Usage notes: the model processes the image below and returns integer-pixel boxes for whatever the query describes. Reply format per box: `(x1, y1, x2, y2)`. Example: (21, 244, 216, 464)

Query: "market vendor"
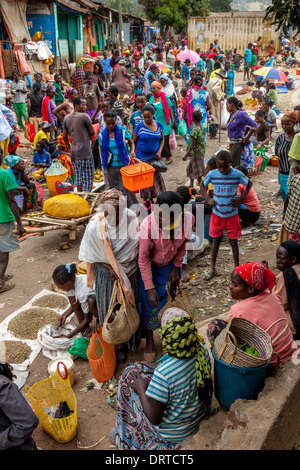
(3, 155, 38, 212)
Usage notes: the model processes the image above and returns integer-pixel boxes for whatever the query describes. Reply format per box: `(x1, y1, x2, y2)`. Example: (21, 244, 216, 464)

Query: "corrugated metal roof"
(55, 0, 88, 13)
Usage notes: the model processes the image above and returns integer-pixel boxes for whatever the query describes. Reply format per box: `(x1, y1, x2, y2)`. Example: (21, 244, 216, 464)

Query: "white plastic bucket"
(48, 357, 75, 387)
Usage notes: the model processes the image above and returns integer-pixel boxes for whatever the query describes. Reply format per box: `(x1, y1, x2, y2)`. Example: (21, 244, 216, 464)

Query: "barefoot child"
(200, 150, 252, 279)
(52, 263, 97, 338)
(183, 110, 206, 188)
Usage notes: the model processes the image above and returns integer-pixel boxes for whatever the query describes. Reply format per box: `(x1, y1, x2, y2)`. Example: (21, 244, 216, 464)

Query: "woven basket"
(159, 281, 193, 321)
(214, 317, 273, 368)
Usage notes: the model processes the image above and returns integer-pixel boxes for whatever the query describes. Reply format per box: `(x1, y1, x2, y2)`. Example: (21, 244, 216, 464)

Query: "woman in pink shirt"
(229, 262, 296, 372)
(138, 191, 194, 362)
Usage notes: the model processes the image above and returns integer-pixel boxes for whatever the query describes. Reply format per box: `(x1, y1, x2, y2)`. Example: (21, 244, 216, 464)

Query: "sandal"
(0, 282, 15, 294)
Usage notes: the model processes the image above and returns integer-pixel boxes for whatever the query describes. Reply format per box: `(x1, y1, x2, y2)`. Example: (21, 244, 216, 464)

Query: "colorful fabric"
(288, 232, 300, 243)
(140, 171, 166, 200)
(235, 262, 275, 292)
(152, 91, 171, 125)
(3, 155, 21, 169)
(99, 125, 130, 169)
(134, 121, 164, 162)
(149, 95, 173, 136)
(284, 173, 300, 233)
(70, 70, 85, 96)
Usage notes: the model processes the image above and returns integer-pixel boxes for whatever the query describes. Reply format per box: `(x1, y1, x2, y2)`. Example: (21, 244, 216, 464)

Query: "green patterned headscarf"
(159, 315, 211, 389)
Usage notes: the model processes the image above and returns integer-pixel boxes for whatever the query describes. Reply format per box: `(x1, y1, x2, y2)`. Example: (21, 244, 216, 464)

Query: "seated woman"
(52, 263, 97, 338)
(235, 165, 261, 226)
(228, 262, 296, 372)
(138, 191, 194, 361)
(78, 189, 140, 363)
(3, 155, 38, 212)
(251, 80, 266, 103)
(56, 132, 74, 182)
(271, 241, 300, 340)
(110, 308, 212, 450)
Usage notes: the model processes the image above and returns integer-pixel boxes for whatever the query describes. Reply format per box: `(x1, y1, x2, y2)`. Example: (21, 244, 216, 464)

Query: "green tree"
(209, 0, 232, 12)
(103, 0, 145, 17)
(265, 0, 300, 37)
(138, 0, 210, 36)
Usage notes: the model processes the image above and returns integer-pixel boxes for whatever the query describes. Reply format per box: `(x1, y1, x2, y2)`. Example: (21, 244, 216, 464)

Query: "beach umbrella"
(177, 49, 200, 64)
(253, 67, 289, 82)
(154, 62, 173, 73)
(282, 38, 291, 44)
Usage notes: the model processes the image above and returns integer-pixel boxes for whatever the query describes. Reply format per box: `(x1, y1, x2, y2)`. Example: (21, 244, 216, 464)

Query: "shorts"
(209, 212, 241, 239)
(72, 158, 95, 192)
(245, 62, 251, 70)
(0, 221, 20, 253)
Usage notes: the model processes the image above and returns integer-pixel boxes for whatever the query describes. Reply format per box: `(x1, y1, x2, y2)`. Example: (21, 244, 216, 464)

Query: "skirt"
(140, 171, 166, 201)
(186, 149, 205, 179)
(93, 264, 140, 350)
(0, 221, 20, 253)
(114, 362, 181, 450)
(138, 263, 178, 331)
(161, 135, 172, 160)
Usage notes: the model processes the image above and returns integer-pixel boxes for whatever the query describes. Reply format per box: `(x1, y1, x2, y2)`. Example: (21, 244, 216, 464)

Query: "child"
(33, 140, 51, 167)
(130, 93, 147, 131)
(182, 59, 191, 87)
(235, 165, 261, 226)
(200, 150, 252, 280)
(52, 263, 97, 339)
(250, 109, 271, 149)
(183, 110, 206, 188)
(132, 67, 146, 107)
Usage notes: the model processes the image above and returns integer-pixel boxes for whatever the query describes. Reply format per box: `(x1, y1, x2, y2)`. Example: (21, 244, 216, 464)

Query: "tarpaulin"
(0, 0, 31, 42)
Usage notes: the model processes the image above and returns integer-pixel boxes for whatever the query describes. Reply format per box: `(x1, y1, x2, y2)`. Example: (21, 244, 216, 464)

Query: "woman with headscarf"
(98, 108, 138, 207)
(228, 262, 296, 372)
(110, 307, 212, 450)
(78, 188, 140, 363)
(275, 112, 297, 202)
(42, 85, 58, 138)
(56, 133, 74, 182)
(112, 59, 133, 98)
(145, 63, 160, 94)
(183, 74, 211, 145)
(269, 241, 300, 340)
(4, 155, 38, 212)
(138, 191, 195, 361)
(70, 64, 85, 96)
(149, 82, 174, 165)
(160, 74, 179, 133)
(92, 61, 104, 92)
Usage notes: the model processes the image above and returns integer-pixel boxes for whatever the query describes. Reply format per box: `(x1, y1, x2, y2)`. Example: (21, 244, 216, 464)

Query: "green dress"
(149, 95, 172, 136)
(186, 125, 206, 179)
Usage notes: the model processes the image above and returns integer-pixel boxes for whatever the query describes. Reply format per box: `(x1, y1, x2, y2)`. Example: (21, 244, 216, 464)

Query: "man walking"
(63, 96, 95, 192)
(11, 70, 28, 131)
(101, 51, 112, 88)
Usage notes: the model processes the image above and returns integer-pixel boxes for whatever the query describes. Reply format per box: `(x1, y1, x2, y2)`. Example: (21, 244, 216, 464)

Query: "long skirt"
(107, 166, 138, 208)
(58, 153, 75, 182)
(93, 264, 140, 351)
(138, 263, 179, 331)
(186, 149, 205, 179)
(114, 362, 181, 450)
(140, 170, 166, 201)
(170, 93, 179, 132)
(229, 142, 245, 168)
(161, 135, 172, 160)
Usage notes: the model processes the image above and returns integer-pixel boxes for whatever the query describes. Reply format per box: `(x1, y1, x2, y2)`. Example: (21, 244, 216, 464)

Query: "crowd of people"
(1, 35, 300, 451)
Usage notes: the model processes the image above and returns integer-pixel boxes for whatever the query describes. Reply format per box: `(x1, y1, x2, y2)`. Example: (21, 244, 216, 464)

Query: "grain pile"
(8, 307, 60, 340)
(0, 340, 32, 364)
(32, 294, 69, 310)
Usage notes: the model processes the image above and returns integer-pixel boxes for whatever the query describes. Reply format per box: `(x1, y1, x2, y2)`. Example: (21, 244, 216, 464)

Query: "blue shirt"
(197, 58, 206, 73)
(244, 48, 252, 63)
(101, 57, 112, 73)
(130, 110, 143, 128)
(182, 64, 190, 80)
(134, 121, 164, 162)
(203, 168, 249, 218)
(98, 125, 131, 167)
(33, 150, 51, 165)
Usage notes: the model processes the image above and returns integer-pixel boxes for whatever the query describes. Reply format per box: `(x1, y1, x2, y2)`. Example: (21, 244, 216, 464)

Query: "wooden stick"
(13, 225, 70, 234)
(22, 216, 76, 227)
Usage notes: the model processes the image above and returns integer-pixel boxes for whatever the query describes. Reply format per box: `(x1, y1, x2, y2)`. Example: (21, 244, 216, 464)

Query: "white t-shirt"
(67, 274, 95, 314)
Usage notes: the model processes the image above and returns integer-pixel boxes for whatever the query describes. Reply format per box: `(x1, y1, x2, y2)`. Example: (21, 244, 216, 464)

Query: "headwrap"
(159, 311, 212, 390)
(64, 87, 75, 99)
(40, 121, 51, 129)
(8, 135, 20, 153)
(151, 81, 171, 125)
(185, 75, 204, 127)
(101, 125, 129, 170)
(280, 242, 300, 338)
(149, 63, 158, 72)
(282, 111, 299, 123)
(235, 262, 275, 293)
(118, 59, 126, 65)
(65, 263, 72, 273)
(99, 188, 126, 207)
(3, 155, 21, 168)
(160, 73, 175, 98)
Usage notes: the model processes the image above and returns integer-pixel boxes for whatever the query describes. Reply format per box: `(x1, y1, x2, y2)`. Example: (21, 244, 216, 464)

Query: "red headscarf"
(235, 262, 275, 293)
(151, 81, 171, 125)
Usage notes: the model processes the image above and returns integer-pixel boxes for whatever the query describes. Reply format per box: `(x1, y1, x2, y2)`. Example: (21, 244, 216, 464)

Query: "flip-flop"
(4, 274, 13, 281)
(166, 160, 173, 165)
(0, 282, 15, 294)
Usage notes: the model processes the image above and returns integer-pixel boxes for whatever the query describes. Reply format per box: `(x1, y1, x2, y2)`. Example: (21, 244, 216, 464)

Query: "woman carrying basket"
(208, 262, 296, 375)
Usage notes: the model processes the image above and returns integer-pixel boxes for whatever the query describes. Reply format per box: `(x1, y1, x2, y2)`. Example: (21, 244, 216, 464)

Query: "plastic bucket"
(48, 357, 75, 387)
(212, 349, 268, 410)
(120, 158, 155, 192)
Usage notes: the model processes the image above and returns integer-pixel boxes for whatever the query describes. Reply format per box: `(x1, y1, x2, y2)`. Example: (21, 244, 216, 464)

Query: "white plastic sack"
(221, 99, 229, 129)
(37, 324, 82, 360)
(36, 41, 52, 61)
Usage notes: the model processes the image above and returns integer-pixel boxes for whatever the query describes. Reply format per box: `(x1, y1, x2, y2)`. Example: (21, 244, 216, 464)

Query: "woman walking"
(160, 74, 179, 133)
(132, 104, 166, 202)
(149, 82, 174, 165)
(112, 60, 133, 98)
(83, 72, 101, 119)
(183, 75, 211, 144)
(275, 113, 297, 202)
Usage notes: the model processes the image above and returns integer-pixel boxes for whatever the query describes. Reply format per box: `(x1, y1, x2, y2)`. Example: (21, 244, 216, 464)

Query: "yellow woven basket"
(25, 362, 77, 443)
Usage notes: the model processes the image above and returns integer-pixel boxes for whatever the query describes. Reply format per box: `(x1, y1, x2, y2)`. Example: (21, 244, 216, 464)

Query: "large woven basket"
(213, 317, 273, 368)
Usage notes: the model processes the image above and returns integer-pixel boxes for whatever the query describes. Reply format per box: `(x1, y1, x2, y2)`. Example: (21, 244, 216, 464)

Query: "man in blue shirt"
(244, 43, 253, 81)
(101, 51, 112, 88)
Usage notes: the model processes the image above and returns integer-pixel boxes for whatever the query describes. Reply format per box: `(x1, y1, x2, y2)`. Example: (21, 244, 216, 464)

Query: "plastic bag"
(69, 337, 90, 360)
(24, 121, 35, 142)
(34, 180, 44, 207)
(169, 129, 177, 150)
(178, 119, 187, 136)
(221, 100, 229, 129)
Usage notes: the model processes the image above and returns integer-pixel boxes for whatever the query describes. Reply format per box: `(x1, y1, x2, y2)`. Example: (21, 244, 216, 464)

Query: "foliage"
(103, 0, 145, 17)
(265, 0, 300, 37)
(138, 0, 210, 31)
(209, 0, 232, 12)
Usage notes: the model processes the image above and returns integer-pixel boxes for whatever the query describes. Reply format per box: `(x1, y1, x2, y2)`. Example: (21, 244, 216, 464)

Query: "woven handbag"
(159, 281, 193, 320)
(213, 317, 273, 368)
(102, 280, 140, 345)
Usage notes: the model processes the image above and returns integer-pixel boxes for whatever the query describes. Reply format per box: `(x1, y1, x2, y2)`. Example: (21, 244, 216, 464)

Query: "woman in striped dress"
(275, 113, 297, 202)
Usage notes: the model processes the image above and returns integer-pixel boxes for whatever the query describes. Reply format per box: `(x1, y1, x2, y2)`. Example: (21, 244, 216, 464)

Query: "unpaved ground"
(1, 67, 298, 450)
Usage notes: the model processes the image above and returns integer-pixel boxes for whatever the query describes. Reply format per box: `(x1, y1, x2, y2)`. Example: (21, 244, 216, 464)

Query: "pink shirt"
(229, 292, 296, 367)
(138, 211, 194, 290)
(237, 184, 262, 212)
